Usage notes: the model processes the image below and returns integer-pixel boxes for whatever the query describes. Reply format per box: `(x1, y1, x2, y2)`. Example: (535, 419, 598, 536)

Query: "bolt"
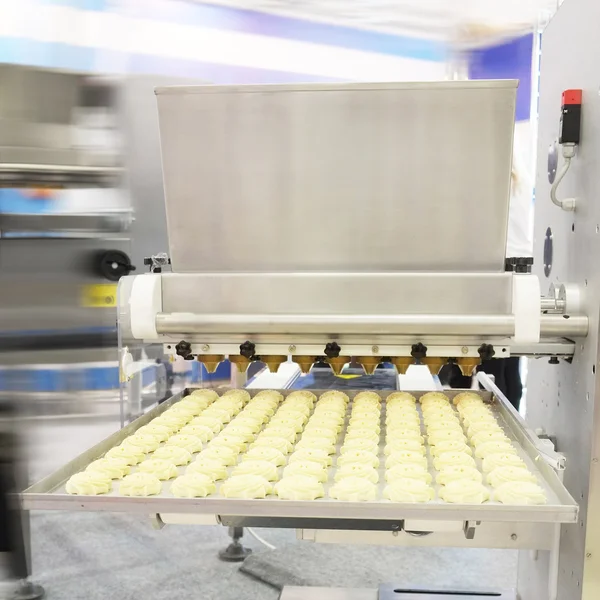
(288, 345, 296, 353)
(392, 530, 399, 537)
(586, 553, 592, 559)
(594, 458, 599, 464)
(461, 346, 469, 355)
(511, 534, 518, 541)
(201, 344, 210, 352)
(372, 345, 379, 354)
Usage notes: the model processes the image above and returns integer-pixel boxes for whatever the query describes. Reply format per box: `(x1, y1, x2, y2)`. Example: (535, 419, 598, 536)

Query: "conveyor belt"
(21, 389, 578, 525)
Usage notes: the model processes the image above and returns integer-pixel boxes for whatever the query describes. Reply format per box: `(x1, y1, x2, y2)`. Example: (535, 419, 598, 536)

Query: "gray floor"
(15, 416, 518, 600)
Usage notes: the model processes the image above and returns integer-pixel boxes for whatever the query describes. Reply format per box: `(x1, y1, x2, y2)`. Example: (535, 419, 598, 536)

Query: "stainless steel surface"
(155, 313, 517, 336)
(518, 1, 600, 598)
(155, 81, 516, 273)
(0, 164, 122, 188)
(160, 273, 515, 316)
(280, 587, 375, 600)
(155, 312, 588, 339)
(22, 389, 578, 525)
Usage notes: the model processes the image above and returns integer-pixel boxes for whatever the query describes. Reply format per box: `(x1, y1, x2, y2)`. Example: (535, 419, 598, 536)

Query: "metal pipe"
(156, 313, 515, 336)
(540, 297, 567, 313)
(156, 312, 589, 338)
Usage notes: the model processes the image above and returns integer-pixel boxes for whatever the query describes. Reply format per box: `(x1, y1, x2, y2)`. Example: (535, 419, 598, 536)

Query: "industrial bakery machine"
(22, 1, 600, 596)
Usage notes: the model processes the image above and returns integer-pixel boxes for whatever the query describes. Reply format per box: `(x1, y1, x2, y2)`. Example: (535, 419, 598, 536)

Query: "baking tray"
(21, 389, 578, 524)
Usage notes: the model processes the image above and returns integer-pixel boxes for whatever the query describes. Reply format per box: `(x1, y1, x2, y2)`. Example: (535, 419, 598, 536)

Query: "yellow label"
(81, 283, 118, 308)
(335, 374, 362, 379)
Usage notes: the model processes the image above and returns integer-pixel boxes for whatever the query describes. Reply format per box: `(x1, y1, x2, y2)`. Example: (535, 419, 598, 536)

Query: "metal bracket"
(463, 520, 481, 540)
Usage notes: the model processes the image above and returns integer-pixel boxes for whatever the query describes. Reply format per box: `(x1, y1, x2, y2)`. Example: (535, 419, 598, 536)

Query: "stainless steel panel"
(160, 273, 514, 315)
(155, 81, 516, 273)
(518, 1, 600, 598)
(22, 389, 577, 525)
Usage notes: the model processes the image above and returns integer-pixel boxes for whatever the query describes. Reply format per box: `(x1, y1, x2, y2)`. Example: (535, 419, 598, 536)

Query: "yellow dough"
(278, 405, 311, 419)
(386, 416, 421, 429)
(170, 473, 216, 498)
(166, 434, 204, 453)
(471, 430, 510, 447)
(474, 441, 517, 459)
(154, 413, 192, 430)
(422, 407, 458, 420)
(187, 459, 228, 481)
(252, 390, 281, 403)
(482, 453, 526, 473)
(487, 466, 538, 488)
(386, 392, 416, 404)
(119, 472, 162, 496)
(436, 465, 483, 485)
(344, 428, 380, 443)
(307, 417, 344, 433)
(152, 446, 193, 466)
(137, 423, 173, 442)
(221, 425, 257, 442)
(295, 437, 336, 455)
(430, 441, 472, 457)
(494, 481, 547, 505)
(138, 459, 179, 480)
(385, 450, 428, 469)
(385, 429, 424, 443)
(208, 435, 248, 453)
(274, 475, 324, 500)
(106, 445, 146, 465)
(383, 479, 434, 503)
(251, 436, 294, 455)
(439, 480, 490, 504)
(335, 464, 379, 484)
(202, 407, 233, 423)
(420, 392, 450, 404)
(189, 416, 223, 434)
(288, 448, 332, 468)
(467, 421, 504, 438)
(341, 438, 379, 454)
(313, 405, 346, 418)
(235, 411, 269, 426)
(433, 452, 476, 470)
(329, 477, 377, 501)
(452, 392, 482, 406)
(348, 418, 381, 434)
(220, 475, 272, 499)
(179, 424, 216, 443)
(122, 434, 161, 453)
(189, 388, 219, 401)
(66, 472, 112, 495)
(384, 439, 425, 455)
(319, 390, 349, 403)
(428, 430, 467, 446)
(283, 461, 328, 482)
(302, 428, 338, 443)
(166, 405, 203, 419)
(172, 399, 205, 415)
(425, 420, 464, 433)
(337, 450, 380, 469)
(179, 396, 212, 411)
(287, 390, 317, 402)
(354, 391, 382, 402)
(198, 446, 238, 466)
(86, 458, 130, 479)
(269, 416, 306, 433)
(260, 426, 298, 443)
(243, 446, 287, 466)
(385, 464, 432, 484)
(245, 403, 276, 417)
(232, 460, 279, 481)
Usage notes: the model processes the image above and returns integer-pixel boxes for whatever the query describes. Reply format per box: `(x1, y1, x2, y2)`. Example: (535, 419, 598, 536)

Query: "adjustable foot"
(12, 580, 45, 600)
(218, 527, 252, 562)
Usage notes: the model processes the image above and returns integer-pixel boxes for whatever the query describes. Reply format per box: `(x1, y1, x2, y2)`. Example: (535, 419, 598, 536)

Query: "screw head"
(288, 345, 296, 353)
(461, 346, 469, 355)
(511, 534, 518, 541)
(586, 552, 592, 559)
(201, 344, 210, 352)
(372, 345, 379, 354)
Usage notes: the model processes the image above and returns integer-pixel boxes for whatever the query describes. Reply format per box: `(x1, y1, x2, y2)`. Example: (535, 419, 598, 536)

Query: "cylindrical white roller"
(130, 274, 162, 340)
(512, 274, 541, 343)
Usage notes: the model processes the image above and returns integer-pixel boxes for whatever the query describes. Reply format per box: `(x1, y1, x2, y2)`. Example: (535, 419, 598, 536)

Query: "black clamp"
(240, 341, 256, 361)
(505, 257, 534, 273)
(324, 342, 341, 358)
(411, 342, 427, 364)
(175, 340, 194, 360)
(478, 344, 495, 362)
(144, 253, 171, 273)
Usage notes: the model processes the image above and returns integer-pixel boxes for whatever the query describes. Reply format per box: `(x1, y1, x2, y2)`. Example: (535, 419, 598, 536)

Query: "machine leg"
(548, 524, 561, 600)
(218, 527, 252, 562)
(11, 580, 45, 600)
